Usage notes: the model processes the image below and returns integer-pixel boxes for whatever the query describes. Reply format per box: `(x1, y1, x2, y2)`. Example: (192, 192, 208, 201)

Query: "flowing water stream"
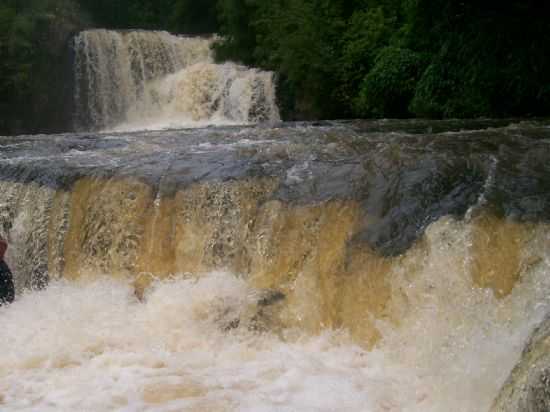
(1, 120, 550, 411)
(0, 28, 550, 412)
(73, 30, 279, 132)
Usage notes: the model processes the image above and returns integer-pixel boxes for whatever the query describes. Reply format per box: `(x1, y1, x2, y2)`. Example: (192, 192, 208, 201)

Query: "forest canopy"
(1, 0, 549, 133)
(214, 0, 550, 119)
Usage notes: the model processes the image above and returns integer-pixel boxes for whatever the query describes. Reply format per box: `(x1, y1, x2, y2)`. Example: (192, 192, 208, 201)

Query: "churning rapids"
(1, 118, 550, 411)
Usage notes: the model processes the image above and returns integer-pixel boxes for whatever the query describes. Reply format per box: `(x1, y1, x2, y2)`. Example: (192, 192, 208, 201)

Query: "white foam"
(74, 30, 280, 132)
(1, 218, 550, 411)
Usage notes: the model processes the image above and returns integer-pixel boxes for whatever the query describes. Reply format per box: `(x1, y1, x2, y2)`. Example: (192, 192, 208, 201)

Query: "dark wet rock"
(257, 290, 286, 307)
(222, 318, 241, 332)
(218, 290, 285, 333)
(491, 315, 550, 411)
(1, 119, 550, 256)
(250, 290, 286, 333)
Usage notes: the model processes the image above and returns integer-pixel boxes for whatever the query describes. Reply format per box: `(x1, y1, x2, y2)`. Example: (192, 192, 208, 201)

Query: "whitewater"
(2, 26, 550, 412)
(2, 217, 550, 411)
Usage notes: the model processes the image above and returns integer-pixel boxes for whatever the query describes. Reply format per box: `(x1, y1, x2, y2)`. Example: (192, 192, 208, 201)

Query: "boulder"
(491, 315, 550, 411)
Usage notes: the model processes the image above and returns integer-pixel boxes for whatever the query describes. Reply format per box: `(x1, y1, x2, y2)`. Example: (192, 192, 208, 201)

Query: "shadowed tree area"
(1, 0, 549, 133)
(77, 0, 217, 33)
(214, 0, 550, 120)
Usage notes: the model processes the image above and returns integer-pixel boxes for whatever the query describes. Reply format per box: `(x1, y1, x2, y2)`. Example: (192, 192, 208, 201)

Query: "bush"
(409, 46, 492, 118)
(354, 46, 424, 118)
(337, 7, 396, 113)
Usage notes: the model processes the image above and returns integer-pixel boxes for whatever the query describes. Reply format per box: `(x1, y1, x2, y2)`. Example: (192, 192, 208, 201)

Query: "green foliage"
(170, 0, 217, 34)
(355, 47, 424, 118)
(336, 7, 395, 112)
(407, 0, 550, 118)
(213, 0, 257, 65)
(409, 47, 491, 118)
(215, 0, 550, 120)
(215, 0, 350, 118)
(0, 2, 38, 132)
(76, 0, 218, 33)
(254, 0, 346, 117)
(2, 0, 550, 134)
(0, 0, 85, 133)
(0, 3, 33, 98)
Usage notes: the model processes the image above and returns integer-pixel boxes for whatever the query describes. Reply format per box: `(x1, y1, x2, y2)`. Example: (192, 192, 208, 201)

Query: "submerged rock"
(491, 315, 550, 411)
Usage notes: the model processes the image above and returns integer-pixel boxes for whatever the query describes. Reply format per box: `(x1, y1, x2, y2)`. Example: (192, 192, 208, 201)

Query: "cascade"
(73, 30, 280, 131)
(1, 119, 550, 410)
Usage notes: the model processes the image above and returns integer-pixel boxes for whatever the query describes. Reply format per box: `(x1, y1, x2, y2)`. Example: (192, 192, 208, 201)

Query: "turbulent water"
(1, 253, 550, 412)
(1, 120, 550, 411)
(73, 30, 280, 132)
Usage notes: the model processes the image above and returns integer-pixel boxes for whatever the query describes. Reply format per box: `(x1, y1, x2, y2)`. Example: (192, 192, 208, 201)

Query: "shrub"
(354, 46, 424, 118)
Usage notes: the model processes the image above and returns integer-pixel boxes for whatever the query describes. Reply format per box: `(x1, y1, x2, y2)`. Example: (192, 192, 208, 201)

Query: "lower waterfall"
(1, 120, 550, 411)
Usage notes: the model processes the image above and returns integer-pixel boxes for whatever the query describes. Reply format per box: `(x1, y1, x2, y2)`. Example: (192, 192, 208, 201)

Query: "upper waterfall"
(73, 30, 280, 131)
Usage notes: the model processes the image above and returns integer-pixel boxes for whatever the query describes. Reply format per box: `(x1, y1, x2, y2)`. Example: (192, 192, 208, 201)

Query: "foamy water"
(73, 30, 280, 132)
(1, 218, 550, 411)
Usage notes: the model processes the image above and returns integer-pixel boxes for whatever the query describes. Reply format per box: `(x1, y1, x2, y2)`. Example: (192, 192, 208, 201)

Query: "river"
(0, 29, 549, 412)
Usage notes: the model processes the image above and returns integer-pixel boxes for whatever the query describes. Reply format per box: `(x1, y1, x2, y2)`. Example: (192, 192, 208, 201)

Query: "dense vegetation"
(77, 0, 217, 34)
(1, 0, 549, 133)
(0, 0, 219, 133)
(0, 0, 82, 133)
(214, 0, 550, 119)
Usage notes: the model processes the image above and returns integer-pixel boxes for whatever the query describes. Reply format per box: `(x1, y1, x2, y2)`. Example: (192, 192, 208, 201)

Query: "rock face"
(491, 317, 550, 412)
(491, 315, 550, 411)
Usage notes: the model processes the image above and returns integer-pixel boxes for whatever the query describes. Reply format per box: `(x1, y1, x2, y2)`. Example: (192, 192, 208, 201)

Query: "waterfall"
(73, 30, 280, 131)
(1, 120, 550, 411)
